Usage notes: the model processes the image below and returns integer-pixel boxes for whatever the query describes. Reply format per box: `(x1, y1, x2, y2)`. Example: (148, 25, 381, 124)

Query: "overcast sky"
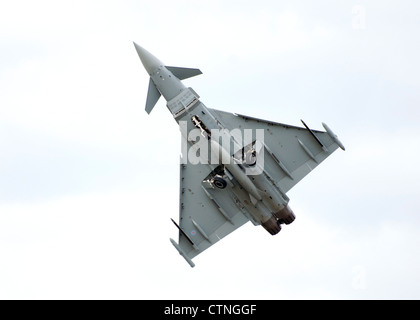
(1, 0, 419, 299)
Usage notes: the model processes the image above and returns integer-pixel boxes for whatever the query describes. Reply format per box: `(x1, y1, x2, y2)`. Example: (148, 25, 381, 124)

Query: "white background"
(1, 0, 419, 299)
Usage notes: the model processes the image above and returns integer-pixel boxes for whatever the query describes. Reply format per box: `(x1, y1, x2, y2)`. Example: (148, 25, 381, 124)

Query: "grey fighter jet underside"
(133, 43, 345, 267)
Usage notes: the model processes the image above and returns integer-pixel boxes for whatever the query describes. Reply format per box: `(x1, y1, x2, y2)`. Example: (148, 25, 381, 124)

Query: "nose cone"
(133, 42, 163, 75)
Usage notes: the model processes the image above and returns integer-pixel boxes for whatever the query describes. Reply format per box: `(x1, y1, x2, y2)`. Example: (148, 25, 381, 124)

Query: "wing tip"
(322, 122, 345, 151)
(170, 238, 195, 268)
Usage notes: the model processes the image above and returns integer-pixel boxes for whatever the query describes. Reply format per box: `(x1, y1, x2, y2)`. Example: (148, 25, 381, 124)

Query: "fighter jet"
(133, 43, 345, 267)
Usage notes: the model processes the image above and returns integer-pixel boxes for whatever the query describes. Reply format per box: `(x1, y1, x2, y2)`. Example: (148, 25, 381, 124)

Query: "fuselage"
(135, 44, 295, 235)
